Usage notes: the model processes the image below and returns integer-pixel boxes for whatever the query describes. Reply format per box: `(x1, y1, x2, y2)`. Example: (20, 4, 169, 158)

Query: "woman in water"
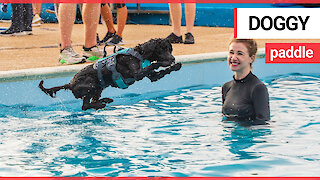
(222, 39, 270, 125)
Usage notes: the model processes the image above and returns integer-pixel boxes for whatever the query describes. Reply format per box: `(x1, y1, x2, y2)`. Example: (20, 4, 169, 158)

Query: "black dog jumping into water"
(39, 38, 182, 110)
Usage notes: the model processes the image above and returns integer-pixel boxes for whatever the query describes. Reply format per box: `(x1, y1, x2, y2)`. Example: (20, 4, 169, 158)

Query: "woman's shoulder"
(249, 73, 268, 94)
(250, 73, 266, 86)
(222, 80, 233, 89)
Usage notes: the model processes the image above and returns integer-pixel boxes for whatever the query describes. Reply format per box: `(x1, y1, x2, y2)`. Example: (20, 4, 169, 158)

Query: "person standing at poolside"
(166, 2, 196, 44)
(222, 39, 270, 124)
(32, 3, 42, 27)
(58, 3, 104, 65)
(100, 3, 127, 45)
(0, 3, 33, 36)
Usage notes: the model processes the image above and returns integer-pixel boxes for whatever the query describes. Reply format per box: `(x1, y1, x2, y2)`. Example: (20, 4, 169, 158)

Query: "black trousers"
(10, 3, 33, 32)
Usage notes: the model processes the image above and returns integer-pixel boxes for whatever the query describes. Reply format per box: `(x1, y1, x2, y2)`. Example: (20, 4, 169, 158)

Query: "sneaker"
(45, 5, 55, 14)
(166, 32, 183, 44)
(100, 31, 116, 44)
(24, 30, 33, 35)
(45, 9, 55, 14)
(82, 45, 104, 62)
(1, 3, 8, 13)
(32, 14, 41, 27)
(0, 28, 24, 36)
(106, 34, 124, 45)
(59, 46, 86, 65)
(184, 32, 194, 44)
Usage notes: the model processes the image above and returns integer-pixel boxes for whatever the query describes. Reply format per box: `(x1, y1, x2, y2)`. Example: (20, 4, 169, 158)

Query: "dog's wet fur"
(39, 38, 182, 110)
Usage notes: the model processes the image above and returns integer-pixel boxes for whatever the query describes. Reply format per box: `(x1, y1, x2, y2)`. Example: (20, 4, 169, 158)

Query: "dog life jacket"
(93, 48, 151, 89)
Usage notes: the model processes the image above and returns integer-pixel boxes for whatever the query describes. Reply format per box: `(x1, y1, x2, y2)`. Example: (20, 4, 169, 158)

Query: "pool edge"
(0, 49, 265, 82)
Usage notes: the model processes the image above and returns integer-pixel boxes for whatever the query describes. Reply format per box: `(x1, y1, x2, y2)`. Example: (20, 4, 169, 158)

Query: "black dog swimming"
(39, 38, 182, 110)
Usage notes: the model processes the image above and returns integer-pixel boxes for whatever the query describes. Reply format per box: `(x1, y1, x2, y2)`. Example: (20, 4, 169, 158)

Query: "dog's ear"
(156, 38, 172, 54)
(163, 38, 171, 45)
(139, 39, 159, 58)
(163, 38, 173, 52)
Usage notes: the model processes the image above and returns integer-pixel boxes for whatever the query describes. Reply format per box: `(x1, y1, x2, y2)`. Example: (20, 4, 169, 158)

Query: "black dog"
(39, 38, 182, 110)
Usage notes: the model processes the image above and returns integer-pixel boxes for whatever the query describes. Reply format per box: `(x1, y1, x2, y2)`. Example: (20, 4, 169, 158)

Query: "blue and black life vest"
(93, 48, 151, 89)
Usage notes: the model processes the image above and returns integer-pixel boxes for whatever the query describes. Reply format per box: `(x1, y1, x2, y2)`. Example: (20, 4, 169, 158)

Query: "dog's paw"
(152, 63, 161, 69)
(101, 98, 114, 104)
(94, 104, 106, 110)
(149, 77, 159, 82)
(171, 63, 182, 71)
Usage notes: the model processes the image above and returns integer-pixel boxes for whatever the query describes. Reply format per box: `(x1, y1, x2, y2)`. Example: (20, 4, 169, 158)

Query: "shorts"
(101, 3, 126, 9)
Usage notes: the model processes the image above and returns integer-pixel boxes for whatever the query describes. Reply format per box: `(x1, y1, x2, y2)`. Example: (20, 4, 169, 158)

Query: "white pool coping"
(0, 48, 265, 81)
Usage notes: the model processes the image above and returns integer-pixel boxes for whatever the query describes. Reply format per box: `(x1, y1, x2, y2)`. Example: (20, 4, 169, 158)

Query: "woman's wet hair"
(229, 38, 258, 58)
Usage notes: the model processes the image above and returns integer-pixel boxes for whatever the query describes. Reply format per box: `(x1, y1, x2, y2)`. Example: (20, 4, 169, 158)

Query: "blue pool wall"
(1, 59, 320, 107)
(0, 3, 311, 27)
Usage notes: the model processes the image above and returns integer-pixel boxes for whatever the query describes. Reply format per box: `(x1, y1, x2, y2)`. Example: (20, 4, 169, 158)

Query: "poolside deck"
(1, 22, 320, 71)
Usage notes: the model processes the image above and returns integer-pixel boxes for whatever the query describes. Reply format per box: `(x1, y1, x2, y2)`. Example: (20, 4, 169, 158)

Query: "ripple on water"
(1, 74, 320, 176)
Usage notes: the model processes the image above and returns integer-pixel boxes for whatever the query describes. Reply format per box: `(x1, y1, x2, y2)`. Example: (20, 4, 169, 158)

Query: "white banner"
(235, 8, 320, 39)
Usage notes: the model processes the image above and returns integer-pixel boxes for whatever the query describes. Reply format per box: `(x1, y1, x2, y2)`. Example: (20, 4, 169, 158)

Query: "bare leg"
(82, 3, 100, 48)
(169, 3, 182, 36)
(116, 6, 127, 37)
(58, 3, 76, 49)
(185, 3, 196, 33)
(101, 4, 116, 33)
(32, 3, 41, 16)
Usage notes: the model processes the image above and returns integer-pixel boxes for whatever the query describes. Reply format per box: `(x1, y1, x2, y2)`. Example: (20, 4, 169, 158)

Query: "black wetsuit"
(222, 71, 270, 124)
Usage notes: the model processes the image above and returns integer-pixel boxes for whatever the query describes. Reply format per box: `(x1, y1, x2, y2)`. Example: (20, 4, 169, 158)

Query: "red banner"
(265, 43, 320, 63)
(2, 0, 320, 3)
(0, 178, 320, 180)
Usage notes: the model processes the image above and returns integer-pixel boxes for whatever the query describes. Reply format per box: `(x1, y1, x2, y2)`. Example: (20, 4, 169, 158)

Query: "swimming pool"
(0, 59, 320, 176)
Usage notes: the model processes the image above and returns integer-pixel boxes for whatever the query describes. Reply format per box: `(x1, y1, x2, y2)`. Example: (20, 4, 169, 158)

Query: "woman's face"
(228, 42, 254, 73)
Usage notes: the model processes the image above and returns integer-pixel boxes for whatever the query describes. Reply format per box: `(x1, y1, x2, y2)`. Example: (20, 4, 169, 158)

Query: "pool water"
(0, 60, 320, 176)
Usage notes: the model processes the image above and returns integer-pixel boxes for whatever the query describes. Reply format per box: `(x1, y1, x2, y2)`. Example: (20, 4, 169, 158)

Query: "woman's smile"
(229, 59, 240, 67)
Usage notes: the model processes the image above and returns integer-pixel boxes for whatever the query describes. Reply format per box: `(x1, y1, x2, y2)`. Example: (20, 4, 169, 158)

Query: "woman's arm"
(252, 83, 270, 121)
(222, 82, 232, 105)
